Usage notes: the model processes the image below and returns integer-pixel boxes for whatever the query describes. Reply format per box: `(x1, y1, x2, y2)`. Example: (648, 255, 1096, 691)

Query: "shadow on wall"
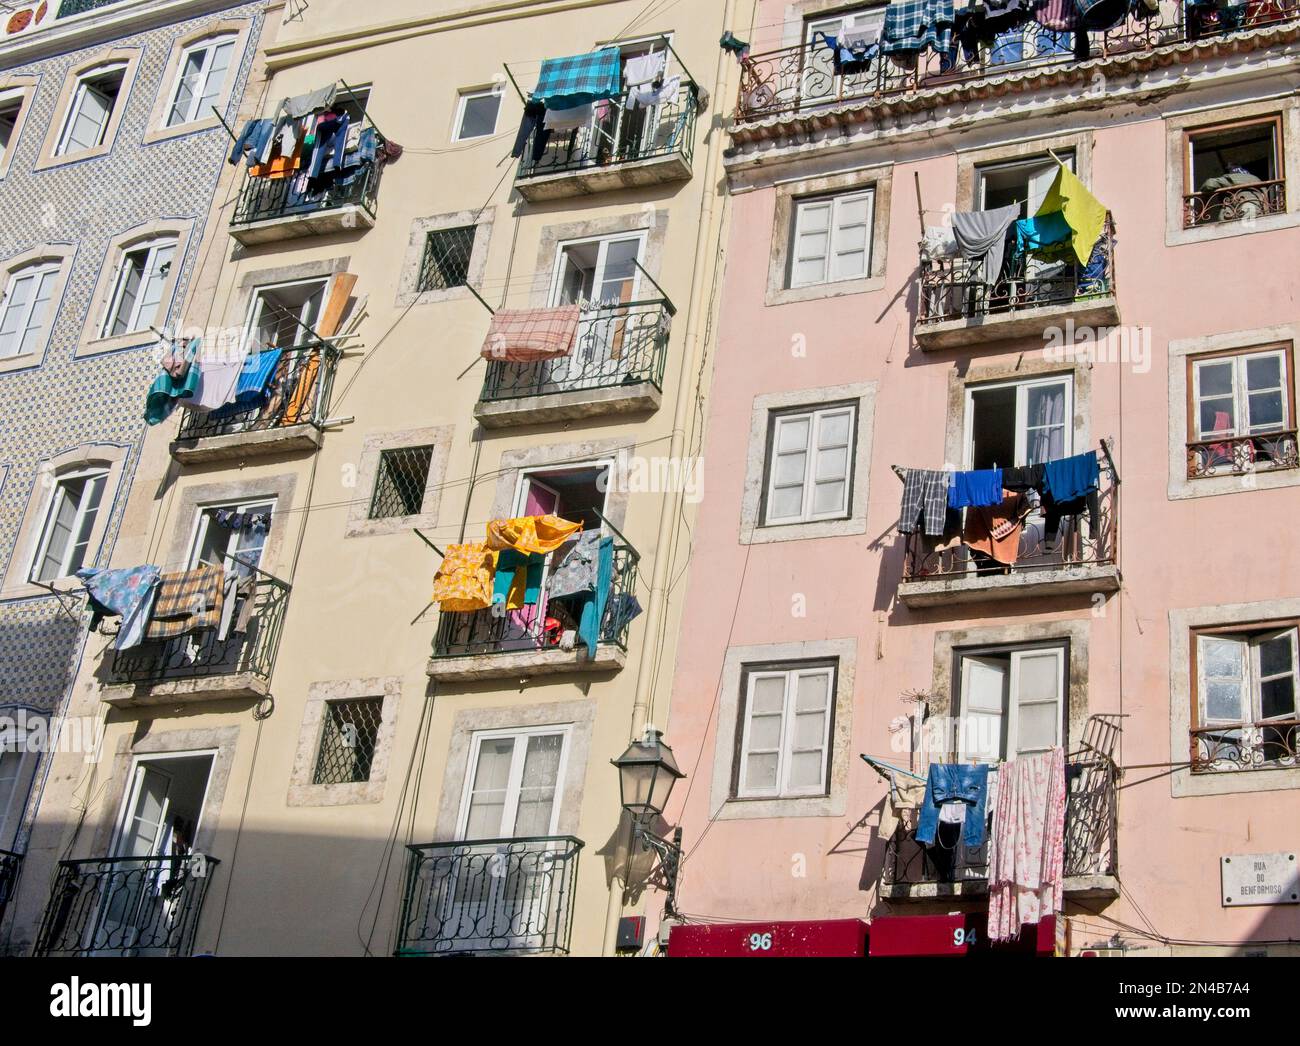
(0, 602, 83, 711)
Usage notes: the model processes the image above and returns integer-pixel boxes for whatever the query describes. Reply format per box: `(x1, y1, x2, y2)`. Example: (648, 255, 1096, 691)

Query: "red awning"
(868, 912, 1056, 957)
(668, 919, 868, 957)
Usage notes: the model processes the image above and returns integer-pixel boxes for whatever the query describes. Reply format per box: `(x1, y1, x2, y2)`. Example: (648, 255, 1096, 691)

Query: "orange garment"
(963, 490, 1030, 565)
(432, 543, 498, 612)
(249, 141, 302, 179)
(281, 353, 320, 426)
(486, 515, 582, 555)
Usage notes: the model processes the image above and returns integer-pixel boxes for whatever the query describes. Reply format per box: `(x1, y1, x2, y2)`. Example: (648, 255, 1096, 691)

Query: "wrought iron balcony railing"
(903, 447, 1118, 584)
(917, 221, 1115, 327)
(433, 541, 638, 659)
(396, 836, 583, 956)
(1187, 429, 1299, 479)
(0, 848, 21, 927)
(519, 81, 696, 179)
(1184, 178, 1287, 227)
(1192, 719, 1300, 772)
(107, 565, 289, 687)
(33, 854, 219, 957)
(480, 299, 672, 404)
(735, 2, 1300, 123)
(176, 343, 340, 441)
(230, 159, 381, 228)
(883, 756, 1118, 889)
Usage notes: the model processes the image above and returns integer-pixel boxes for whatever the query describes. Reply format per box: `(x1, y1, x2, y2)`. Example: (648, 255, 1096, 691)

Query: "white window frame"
(802, 7, 885, 101)
(956, 645, 1067, 762)
(975, 150, 1076, 217)
(1197, 627, 1299, 729)
(99, 237, 177, 339)
(108, 750, 216, 859)
(763, 404, 855, 526)
(27, 465, 109, 584)
(186, 497, 276, 573)
(1191, 348, 1291, 441)
(0, 720, 42, 851)
(963, 373, 1075, 469)
(243, 276, 328, 353)
(789, 189, 874, 288)
(0, 261, 60, 360)
(164, 33, 236, 128)
(452, 86, 502, 142)
(737, 664, 835, 799)
(547, 230, 648, 308)
(0, 87, 26, 168)
(54, 62, 126, 157)
(454, 725, 572, 840)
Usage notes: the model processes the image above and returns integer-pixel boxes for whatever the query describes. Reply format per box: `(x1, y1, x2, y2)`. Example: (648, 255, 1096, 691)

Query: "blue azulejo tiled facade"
(0, 0, 267, 847)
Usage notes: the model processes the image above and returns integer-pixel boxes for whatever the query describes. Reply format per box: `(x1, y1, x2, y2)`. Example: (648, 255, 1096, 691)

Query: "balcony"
(915, 223, 1118, 350)
(1184, 178, 1287, 228)
(102, 567, 289, 707)
(1192, 718, 1299, 773)
(475, 299, 671, 428)
(396, 836, 583, 956)
(228, 160, 380, 246)
(898, 447, 1120, 608)
(515, 83, 696, 202)
(33, 855, 219, 957)
(733, 5, 1300, 128)
(880, 756, 1118, 902)
(1187, 430, 1299, 479)
(0, 849, 20, 927)
(170, 343, 340, 464)
(427, 541, 638, 683)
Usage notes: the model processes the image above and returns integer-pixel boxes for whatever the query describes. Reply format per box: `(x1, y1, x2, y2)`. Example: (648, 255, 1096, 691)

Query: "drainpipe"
(600, 0, 746, 956)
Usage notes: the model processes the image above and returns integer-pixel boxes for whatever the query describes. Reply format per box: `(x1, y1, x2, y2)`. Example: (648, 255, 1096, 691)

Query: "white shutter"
(959, 655, 1008, 762)
(739, 672, 787, 796)
(810, 407, 853, 518)
(791, 199, 832, 287)
(1009, 648, 1064, 756)
(784, 668, 833, 794)
(766, 414, 812, 523)
(829, 190, 872, 281)
(61, 84, 112, 154)
(1251, 628, 1298, 722)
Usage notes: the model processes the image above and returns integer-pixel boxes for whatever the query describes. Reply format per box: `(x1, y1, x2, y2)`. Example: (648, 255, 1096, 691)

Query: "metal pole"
(502, 63, 527, 103)
(631, 259, 674, 312)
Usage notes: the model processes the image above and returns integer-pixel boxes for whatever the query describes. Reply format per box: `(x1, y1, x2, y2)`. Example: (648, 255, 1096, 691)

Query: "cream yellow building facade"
(6, 0, 750, 957)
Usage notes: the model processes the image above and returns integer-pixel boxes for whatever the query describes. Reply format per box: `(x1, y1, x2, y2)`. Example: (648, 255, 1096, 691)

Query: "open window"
(956, 644, 1067, 762)
(28, 466, 109, 584)
(1188, 344, 1295, 474)
(0, 87, 26, 171)
(976, 150, 1074, 219)
(54, 62, 127, 157)
(1194, 625, 1299, 771)
(164, 34, 235, 128)
(244, 278, 327, 353)
(1184, 116, 1283, 226)
(514, 461, 611, 531)
(803, 5, 885, 101)
(99, 237, 177, 339)
(734, 661, 836, 799)
(189, 498, 274, 576)
(965, 374, 1073, 470)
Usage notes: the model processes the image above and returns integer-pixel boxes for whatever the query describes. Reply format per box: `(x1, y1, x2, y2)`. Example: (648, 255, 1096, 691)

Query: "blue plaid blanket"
(882, 0, 955, 54)
(533, 47, 622, 107)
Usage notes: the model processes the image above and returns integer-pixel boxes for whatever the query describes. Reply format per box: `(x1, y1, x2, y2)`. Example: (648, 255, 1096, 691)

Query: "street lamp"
(611, 728, 685, 916)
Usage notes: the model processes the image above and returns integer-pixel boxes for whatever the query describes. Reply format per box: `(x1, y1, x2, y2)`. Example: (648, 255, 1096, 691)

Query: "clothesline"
(890, 437, 1119, 484)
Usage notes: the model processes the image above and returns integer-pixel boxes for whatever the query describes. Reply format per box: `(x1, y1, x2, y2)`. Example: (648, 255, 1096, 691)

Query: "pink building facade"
(662, 1, 1300, 955)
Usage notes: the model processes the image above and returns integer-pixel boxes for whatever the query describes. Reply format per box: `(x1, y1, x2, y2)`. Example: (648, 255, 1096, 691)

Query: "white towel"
(190, 343, 250, 411)
(623, 51, 667, 88)
(628, 75, 681, 110)
(544, 103, 594, 131)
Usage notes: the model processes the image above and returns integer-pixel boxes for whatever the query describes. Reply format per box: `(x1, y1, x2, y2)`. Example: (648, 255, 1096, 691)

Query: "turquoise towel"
(144, 342, 201, 425)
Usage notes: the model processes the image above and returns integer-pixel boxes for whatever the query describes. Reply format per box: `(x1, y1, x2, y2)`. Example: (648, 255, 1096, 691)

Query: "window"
(0, 261, 59, 359)
(190, 499, 274, 575)
(457, 727, 569, 839)
(956, 644, 1066, 762)
(312, 697, 384, 785)
(418, 226, 475, 292)
(29, 467, 108, 583)
(1194, 625, 1298, 770)
(789, 190, 874, 288)
(965, 374, 1073, 469)
(54, 62, 127, 157)
(99, 237, 177, 338)
(245, 278, 326, 352)
(453, 87, 502, 141)
(513, 462, 611, 531)
(112, 753, 213, 860)
(369, 446, 434, 520)
(976, 151, 1074, 219)
(0, 88, 25, 168)
(1185, 116, 1283, 226)
(803, 7, 884, 101)
(1190, 346, 1292, 443)
(763, 405, 855, 525)
(164, 34, 235, 127)
(550, 232, 646, 307)
(735, 663, 835, 799)
(0, 722, 41, 851)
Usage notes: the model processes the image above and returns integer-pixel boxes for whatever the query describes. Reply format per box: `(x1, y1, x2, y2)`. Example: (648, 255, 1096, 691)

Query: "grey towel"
(280, 84, 339, 120)
(951, 204, 1022, 286)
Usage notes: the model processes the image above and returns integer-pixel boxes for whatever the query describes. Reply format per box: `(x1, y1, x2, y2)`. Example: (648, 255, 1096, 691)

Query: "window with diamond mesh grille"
(369, 445, 435, 520)
(313, 697, 384, 785)
(418, 226, 476, 292)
